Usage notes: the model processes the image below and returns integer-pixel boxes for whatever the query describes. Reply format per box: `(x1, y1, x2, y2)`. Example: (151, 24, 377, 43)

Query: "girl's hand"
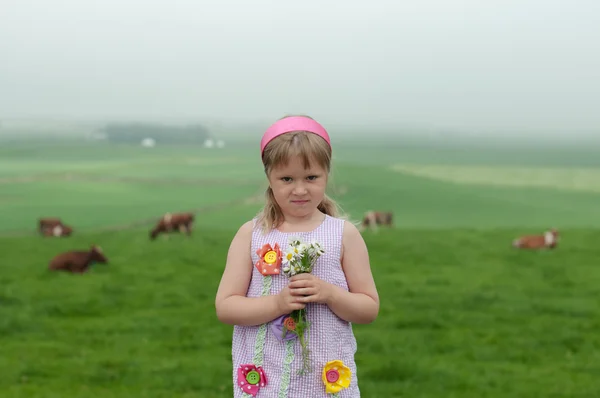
(288, 273, 333, 304)
(277, 285, 306, 314)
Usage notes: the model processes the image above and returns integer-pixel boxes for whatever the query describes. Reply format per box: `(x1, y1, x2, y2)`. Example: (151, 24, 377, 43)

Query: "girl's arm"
(326, 220, 380, 324)
(215, 221, 300, 326)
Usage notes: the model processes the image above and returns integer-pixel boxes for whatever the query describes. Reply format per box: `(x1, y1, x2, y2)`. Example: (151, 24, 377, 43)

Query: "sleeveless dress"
(231, 214, 360, 397)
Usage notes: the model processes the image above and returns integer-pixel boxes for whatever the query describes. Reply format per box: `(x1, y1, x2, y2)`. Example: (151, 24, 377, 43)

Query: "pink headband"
(260, 116, 331, 156)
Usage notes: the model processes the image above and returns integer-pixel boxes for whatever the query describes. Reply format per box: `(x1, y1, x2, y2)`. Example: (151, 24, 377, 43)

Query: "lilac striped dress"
(231, 214, 360, 397)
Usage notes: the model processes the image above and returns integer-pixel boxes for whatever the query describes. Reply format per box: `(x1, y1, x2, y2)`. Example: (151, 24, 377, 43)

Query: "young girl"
(215, 115, 379, 397)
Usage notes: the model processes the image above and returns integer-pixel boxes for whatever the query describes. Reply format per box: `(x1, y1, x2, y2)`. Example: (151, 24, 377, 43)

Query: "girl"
(215, 115, 379, 397)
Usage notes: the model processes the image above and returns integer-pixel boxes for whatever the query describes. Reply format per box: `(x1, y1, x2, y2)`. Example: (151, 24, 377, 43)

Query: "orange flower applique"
(283, 316, 296, 331)
(255, 243, 282, 276)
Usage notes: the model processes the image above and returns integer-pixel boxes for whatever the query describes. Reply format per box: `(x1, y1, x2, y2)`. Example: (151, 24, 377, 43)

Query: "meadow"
(1, 137, 600, 397)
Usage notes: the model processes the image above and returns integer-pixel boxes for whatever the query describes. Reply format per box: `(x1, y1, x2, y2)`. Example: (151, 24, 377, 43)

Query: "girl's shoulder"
(326, 214, 361, 233)
(240, 219, 256, 232)
(227, 220, 254, 244)
(336, 217, 365, 254)
(230, 219, 258, 245)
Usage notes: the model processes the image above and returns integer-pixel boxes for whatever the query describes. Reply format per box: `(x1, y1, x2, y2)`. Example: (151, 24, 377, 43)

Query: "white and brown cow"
(359, 211, 394, 232)
(38, 217, 73, 237)
(149, 212, 195, 240)
(512, 228, 559, 250)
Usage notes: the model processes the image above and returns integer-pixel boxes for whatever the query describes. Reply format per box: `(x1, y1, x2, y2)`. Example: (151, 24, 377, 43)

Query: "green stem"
(292, 308, 311, 375)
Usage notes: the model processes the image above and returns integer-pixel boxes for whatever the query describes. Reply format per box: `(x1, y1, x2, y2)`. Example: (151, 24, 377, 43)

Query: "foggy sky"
(1, 0, 599, 133)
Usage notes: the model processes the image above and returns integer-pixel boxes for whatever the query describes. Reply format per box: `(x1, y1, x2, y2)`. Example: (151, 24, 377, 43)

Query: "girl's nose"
(292, 183, 308, 195)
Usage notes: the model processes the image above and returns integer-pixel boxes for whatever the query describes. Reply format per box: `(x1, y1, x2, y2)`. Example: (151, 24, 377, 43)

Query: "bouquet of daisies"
(281, 238, 325, 375)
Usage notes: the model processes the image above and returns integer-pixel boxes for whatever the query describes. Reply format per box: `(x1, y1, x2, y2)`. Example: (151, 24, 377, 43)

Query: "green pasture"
(2, 141, 600, 233)
(1, 139, 599, 397)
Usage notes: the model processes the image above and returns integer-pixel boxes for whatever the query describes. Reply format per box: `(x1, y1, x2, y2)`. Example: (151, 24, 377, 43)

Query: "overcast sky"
(1, 0, 599, 133)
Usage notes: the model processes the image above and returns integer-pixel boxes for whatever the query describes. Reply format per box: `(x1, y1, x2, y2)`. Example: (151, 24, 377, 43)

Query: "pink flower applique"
(237, 364, 268, 396)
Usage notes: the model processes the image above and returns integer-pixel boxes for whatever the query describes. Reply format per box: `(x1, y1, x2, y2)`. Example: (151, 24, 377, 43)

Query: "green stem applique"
(241, 275, 272, 398)
(277, 339, 295, 398)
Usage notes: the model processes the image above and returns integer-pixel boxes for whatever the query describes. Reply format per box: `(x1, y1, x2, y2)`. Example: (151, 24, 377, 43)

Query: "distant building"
(141, 138, 156, 147)
(204, 138, 214, 148)
(102, 122, 210, 144)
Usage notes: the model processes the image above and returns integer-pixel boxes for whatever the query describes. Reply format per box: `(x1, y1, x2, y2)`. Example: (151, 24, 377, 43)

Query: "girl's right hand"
(277, 286, 306, 314)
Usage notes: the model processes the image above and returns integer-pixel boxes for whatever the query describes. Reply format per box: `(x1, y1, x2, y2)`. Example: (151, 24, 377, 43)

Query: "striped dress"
(231, 214, 360, 397)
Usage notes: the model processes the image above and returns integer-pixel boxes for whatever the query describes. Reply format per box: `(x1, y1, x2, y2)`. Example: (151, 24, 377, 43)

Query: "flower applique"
(237, 364, 268, 396)
(270, 314, 298, 342)
(255, 243, 282, 276)
(322, 360, 351, 394)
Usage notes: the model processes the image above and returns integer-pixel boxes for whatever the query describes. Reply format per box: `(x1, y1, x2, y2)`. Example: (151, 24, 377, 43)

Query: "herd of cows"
(355, 211, 561, 251)
(39, 212, 195, 273)
(38, 209, 559, 274)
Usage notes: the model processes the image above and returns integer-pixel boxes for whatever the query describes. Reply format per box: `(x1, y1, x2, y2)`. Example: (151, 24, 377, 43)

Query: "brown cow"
(38, 217, 73, 237)
(359, 211, 393, 232)
(41, 224, 73, 237)
(48, 245, 108, 273)
(149, 212, 195, 240)
(39, 217, 62, 232)
(512, 228, 559, 250)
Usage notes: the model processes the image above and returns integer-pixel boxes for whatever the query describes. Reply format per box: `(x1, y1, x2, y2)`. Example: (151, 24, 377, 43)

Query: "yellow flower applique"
(322, 360, 351, 394)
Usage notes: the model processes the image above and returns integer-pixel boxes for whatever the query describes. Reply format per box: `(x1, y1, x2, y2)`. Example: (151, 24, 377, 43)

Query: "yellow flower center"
(264, 251, 277, 264)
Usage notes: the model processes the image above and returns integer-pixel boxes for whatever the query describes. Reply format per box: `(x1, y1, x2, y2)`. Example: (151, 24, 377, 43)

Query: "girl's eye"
(281, 177, 292, 182)
(307, 175, 318, 181)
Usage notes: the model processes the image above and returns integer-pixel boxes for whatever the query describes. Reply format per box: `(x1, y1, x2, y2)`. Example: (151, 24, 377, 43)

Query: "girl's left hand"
(288, 273, 333, 304)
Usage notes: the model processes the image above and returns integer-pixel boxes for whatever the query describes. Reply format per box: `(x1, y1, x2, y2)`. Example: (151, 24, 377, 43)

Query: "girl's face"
(268, 155, 328, 220)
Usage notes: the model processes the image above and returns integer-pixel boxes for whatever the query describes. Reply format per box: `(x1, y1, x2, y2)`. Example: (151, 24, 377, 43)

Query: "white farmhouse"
(204, 138, 215, 148)
(141, 138, 156, 147)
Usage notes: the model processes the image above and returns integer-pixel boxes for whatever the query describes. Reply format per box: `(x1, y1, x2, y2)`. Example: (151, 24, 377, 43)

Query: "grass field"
(1, 138, 600, 397)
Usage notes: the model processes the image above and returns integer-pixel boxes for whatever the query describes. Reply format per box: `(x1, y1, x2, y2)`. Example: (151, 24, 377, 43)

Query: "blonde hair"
(255, 116, 346, 233)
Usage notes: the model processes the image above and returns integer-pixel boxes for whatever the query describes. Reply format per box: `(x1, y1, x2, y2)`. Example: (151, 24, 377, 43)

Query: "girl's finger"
(288, 280, 310, 289)
(291, 300, 306, 308)
(291, 287, 315, 296)
(299, 294, 319, 303)
(289, 274, 312, 282)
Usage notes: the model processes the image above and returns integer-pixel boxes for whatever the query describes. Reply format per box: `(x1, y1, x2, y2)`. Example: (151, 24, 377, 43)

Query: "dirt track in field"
(0, 181, 349, 237)
(0, 170, 267, 238)
(0, 192, 263, 238)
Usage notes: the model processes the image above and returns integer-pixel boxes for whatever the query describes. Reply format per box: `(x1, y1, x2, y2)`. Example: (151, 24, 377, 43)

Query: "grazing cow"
(149, 212, 195, 240)
(359, 211, 393, 232)
(38, 217, 73, 237)
(41, 223, 73, 237)
(39, 218, 62, 233)
(48, 245, 108, 273)
(512, 228, 559, 250)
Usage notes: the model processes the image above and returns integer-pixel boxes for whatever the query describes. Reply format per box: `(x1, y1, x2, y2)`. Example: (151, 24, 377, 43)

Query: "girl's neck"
(277, 211, 326, 233)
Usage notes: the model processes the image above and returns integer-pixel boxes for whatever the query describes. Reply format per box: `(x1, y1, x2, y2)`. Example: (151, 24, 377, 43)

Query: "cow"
(38, 217, 73, 237)
(149, 212, 195, 240)
(359, 210, 393, 232)
(41, 223, 73, 237)
(512, 228, 559, 250)
(48, 245, 108, 273)
(39, 218, 62, 233)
